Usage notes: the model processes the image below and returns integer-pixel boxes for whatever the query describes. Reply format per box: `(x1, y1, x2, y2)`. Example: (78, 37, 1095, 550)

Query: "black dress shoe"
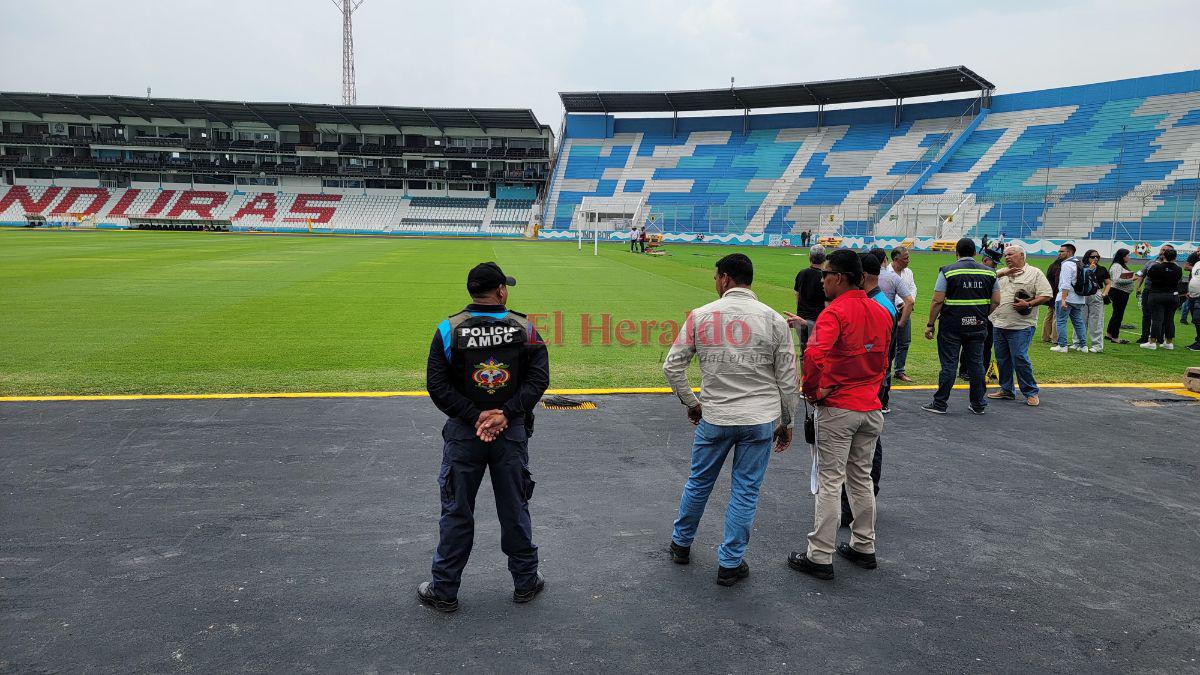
(417, 582, 459, 613)
(787, 551, 834, 580)
(716, 561, 749, 586)
(669, 541, 691, 565)
(836, 542, 878, 569)
(513, 571, 546, 603)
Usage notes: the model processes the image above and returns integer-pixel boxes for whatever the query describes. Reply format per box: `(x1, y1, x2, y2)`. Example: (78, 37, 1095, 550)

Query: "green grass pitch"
(0, 229, 1190, 396)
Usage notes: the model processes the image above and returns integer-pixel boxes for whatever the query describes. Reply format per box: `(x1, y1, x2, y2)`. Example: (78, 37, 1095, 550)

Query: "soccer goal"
(571, 196, 647, 255)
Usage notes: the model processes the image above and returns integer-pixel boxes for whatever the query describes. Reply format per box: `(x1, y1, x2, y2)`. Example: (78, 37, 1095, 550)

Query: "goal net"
(571, 196, 647, 232)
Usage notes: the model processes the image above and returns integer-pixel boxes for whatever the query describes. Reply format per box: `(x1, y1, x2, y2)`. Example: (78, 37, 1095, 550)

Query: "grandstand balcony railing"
(566, 188, 1200, 244)
(0, 154, 549, 182)
(1, 133, 549, 162)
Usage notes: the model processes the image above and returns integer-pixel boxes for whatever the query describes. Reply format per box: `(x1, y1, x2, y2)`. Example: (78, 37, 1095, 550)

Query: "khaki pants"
(1042, 304, 1058, 343)
(807, 406, 884, 564)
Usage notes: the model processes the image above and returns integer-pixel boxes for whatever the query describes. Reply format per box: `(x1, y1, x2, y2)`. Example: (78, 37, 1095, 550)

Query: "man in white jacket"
(663, 253, 798, 587)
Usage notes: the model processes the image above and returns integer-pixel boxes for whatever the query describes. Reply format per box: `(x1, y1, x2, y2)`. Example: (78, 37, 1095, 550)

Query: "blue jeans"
(933, 328, 986, 410)
(1055, 302, 1086, 347)
(672, 419, 775, 569)
(993, 326, 1039, 397)
(892, 318, 912, 375)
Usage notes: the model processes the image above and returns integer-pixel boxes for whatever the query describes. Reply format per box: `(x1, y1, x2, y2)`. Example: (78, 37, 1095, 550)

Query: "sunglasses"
(821, 270, 843, 279)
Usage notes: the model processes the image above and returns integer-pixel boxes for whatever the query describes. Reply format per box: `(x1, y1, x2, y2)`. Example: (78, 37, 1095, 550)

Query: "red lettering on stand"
(165, 191, 229, 219)
(284, 194, 341, 223)
(49, 188, 111, 216)
(0, 186, 63, 215)
(232, 193, 278, 221)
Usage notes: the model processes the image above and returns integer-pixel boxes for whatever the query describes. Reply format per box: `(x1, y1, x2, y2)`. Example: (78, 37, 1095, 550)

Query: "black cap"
(467, 261, 516, 294)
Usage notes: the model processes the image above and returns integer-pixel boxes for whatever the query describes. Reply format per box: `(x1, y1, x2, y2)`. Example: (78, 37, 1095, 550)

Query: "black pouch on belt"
(803, 401, 816, 445)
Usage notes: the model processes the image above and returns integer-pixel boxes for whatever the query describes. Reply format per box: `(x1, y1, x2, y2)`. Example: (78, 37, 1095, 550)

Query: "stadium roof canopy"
(0, 92, 546, 131)
(559, 66, 995, 113)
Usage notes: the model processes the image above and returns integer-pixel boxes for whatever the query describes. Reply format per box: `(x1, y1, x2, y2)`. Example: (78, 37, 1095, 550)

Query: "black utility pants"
(431, 418, 538, 600)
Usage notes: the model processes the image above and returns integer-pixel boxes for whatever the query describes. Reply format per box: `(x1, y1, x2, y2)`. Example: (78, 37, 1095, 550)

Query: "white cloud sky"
(3, 0, 1198, 129)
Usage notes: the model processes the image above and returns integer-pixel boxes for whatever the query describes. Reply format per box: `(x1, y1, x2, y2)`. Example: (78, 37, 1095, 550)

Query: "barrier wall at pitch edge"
(536, 229, 1197, 258)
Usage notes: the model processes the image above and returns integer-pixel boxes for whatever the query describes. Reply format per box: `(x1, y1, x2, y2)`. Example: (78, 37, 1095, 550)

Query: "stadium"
(2, 4, 1200, 672)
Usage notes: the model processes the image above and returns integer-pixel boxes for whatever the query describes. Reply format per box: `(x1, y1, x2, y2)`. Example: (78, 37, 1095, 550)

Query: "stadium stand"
(0, 93, 552, 236)
(547, 69, 1200, 244)
(403, 197, 488, 224)
(492, 198, 535, 225)
(0, 187, 528, 235)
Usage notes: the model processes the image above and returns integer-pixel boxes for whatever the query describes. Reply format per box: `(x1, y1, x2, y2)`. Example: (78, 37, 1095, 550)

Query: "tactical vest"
(939, 259, 996, 332)
(446, 309, 531, 407)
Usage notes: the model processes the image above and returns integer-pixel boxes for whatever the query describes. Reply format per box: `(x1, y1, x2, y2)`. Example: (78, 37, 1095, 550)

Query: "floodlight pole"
(332, 0, 364, 105)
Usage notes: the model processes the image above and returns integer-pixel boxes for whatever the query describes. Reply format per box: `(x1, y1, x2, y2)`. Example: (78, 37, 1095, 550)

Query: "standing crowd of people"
(415, 239, 1195, 612)
(1042, 243, 1199, 352)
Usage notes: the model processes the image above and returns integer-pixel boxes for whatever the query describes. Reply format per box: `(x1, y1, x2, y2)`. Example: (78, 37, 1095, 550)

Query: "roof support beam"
(287, 104, 315, 126)
(329, 107, 360, 131)
(894, 98, 903, 128)
(141, 98, 184, 124)
(465, 108, 487, 133)
(420, 108, 444, 133)
(191, 100, 234, 128)
(877, 78, 899, 99)
(956, 66, 992, 94)
(64, 95, 115, 121)
(664, 93, 677, 138)
(241, 103, 276, 129)
(105, 96, 150, 123)
(0, 93, 43, 119)
(375, 106, 406, 132)
(55, 97, 100, 121)
(800, 84, 822, 107)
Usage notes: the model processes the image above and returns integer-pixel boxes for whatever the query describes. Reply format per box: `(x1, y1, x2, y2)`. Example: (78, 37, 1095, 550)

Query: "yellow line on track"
(0, 383, 1185, 403)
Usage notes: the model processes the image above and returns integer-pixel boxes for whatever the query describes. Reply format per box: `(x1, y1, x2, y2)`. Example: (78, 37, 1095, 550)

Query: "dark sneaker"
(880, 405, 891, 414)
(836, 542, 878, 569)
(716, 561, 749, 587)
(969, 406, 986, 415)
(1188, 343, 1200, 352)
(513, 571, 546, 604)
(921, 403, 948, 415)
(417, 582, 459, 613)
(669, 541, 691, 565)
(787, 551, 834, 581)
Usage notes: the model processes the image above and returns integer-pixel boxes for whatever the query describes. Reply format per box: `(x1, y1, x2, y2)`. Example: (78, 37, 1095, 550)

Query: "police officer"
(922, 238, 1000, 415)
(960, 243, 1003, 381)
(418, 261, 550, 612)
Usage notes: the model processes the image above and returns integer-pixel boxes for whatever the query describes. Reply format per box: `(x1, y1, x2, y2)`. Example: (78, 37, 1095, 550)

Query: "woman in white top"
(1106, 248, 1136, 344)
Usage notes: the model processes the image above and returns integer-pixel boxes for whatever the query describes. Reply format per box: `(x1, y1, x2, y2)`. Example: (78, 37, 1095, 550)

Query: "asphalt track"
(2, 387, 1198, 673)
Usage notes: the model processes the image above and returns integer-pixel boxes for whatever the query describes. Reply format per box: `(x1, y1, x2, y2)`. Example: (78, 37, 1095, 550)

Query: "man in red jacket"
(787, 248, 893, 582)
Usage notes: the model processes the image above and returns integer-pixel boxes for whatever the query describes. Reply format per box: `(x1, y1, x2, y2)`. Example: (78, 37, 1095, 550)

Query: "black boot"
(716, 561, 749, 586)
(669, 541, 690, 565)
(787, 551, 834, 580)
(417, 582, 459, 613)
(836, 542, 878, 569)
(513, 571, 546, 604)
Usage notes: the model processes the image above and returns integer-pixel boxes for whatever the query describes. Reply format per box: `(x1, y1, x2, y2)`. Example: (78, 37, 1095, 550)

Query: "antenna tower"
(332, 0, 364, 105)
